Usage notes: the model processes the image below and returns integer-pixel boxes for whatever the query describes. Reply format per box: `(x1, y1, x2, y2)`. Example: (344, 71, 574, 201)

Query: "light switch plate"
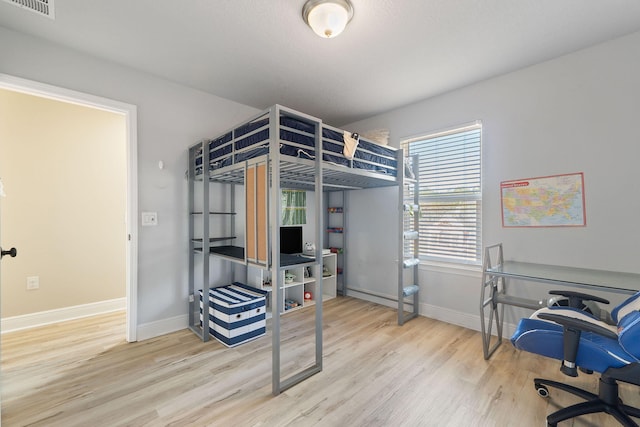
(141, 212, 158, 226)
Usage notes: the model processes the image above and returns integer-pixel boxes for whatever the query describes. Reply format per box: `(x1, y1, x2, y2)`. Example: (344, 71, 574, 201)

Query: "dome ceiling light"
(302, 0, 354, 39)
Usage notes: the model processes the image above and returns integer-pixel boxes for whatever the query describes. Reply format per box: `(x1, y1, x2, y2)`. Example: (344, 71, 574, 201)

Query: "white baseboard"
(420, 302, 481, 332)
(1, 298, 126, 334)
(136, 314, 188, 342)
(3, 288, 518, 344)
(346, 286, 518, 338)
(3, 299, 190, 342)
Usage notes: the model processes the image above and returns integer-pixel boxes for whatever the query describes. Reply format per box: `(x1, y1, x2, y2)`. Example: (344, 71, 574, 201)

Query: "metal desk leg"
(480, 272, 505, 359)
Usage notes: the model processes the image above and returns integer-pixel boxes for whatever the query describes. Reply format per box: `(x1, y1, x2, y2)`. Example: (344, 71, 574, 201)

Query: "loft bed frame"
(187, 104, 408, 396)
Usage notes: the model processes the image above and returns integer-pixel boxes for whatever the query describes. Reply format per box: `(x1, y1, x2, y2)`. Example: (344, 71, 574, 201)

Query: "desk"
(480, 244, 640, 359)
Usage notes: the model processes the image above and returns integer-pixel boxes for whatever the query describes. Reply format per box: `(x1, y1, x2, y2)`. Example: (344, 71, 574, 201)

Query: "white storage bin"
(199, 282, 268, 347)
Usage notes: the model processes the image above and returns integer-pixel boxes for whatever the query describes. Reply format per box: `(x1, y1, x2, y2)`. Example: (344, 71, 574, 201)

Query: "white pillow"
(361, 129, 389, 146)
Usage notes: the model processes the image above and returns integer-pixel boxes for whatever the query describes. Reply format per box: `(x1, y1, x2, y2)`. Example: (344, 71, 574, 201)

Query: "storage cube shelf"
(247, 253, 337, 315)
(198, 283, 268, 347)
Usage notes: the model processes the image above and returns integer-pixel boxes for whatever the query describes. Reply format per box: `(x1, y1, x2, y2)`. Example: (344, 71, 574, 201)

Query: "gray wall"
(345, 31, 640, 332)
(0, 26, 259, 332)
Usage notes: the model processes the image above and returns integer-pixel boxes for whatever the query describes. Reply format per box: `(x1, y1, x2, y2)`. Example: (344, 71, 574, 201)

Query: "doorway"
(0, 74, 137, 342)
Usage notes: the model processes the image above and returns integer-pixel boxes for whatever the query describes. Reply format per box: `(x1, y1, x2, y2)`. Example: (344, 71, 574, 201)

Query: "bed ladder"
(398, 154, 420, 325)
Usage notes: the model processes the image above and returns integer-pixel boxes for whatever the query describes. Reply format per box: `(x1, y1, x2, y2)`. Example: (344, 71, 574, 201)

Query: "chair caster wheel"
(535, 383, 549, 398)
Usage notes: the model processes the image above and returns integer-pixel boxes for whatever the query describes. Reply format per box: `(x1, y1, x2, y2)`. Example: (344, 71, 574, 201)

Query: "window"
(281, 189, 306, 225)
(402, 123, 482, 264)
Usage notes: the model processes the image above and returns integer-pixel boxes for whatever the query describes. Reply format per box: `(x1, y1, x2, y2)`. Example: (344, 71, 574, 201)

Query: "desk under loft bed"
(187, 105, 413, 395)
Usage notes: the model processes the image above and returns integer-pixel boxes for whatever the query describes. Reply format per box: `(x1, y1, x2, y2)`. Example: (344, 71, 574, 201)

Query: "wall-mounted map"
(501, 172, 586, 227)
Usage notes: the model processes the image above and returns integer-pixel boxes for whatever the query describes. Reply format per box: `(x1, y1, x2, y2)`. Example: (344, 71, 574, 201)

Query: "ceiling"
(2, 0, 640, 126)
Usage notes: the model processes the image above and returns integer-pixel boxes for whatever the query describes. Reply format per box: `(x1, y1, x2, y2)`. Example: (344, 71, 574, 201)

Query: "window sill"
(418, 259, 482, 278)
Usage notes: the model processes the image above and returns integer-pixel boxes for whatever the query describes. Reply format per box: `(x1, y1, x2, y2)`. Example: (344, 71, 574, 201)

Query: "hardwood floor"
(2, 297, 638, 426)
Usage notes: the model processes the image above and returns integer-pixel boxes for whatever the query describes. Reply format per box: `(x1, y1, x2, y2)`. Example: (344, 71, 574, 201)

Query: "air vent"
(2, 0, 54, 19)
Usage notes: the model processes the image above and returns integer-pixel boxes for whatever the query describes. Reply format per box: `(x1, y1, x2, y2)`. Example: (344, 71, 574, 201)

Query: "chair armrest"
(549, 290, 610, 306)
(537, 312, 618, 377)
(537, 313, 618, 339)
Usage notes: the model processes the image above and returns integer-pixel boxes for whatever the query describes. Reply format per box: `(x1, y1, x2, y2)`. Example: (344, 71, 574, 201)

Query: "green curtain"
(282, 190, 306, 225)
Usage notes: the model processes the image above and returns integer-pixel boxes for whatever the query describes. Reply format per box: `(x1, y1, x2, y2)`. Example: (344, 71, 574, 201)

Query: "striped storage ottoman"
(199, 282, 268, 347)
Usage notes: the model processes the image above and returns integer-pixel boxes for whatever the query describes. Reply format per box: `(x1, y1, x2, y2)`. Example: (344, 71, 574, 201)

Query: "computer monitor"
(280, 226, 303, 254)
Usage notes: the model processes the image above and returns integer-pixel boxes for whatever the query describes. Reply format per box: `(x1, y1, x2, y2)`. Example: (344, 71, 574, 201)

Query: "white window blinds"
(403, 123, 482, 264)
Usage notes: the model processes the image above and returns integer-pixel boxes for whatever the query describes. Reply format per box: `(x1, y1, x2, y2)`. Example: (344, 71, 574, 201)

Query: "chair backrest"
(617, 310, 640, 358)
(611, 291, 640, 324)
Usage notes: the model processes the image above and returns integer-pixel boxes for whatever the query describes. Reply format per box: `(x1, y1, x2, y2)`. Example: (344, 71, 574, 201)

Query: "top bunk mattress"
(192, 107, 400, 182)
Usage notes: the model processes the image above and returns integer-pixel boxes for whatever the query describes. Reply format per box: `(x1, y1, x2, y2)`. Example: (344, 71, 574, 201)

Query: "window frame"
(401, 121, 482, 265)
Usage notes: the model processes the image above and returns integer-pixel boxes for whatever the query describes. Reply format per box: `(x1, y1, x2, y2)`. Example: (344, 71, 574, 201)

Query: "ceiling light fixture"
(302, 0, 354, 39)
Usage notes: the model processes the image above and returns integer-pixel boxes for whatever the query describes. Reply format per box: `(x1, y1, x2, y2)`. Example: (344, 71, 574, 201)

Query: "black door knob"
(1, 247, 17, 259)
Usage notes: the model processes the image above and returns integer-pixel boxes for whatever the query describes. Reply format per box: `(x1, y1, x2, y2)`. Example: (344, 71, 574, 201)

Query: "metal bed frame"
(188, 104, 404, 396)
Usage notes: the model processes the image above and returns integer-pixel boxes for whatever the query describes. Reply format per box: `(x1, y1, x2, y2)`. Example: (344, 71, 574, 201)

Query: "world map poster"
(501, 172, 586, 227)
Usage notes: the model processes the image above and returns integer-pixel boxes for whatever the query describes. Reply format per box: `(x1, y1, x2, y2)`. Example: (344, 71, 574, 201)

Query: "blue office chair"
(511, 291, 640, 426)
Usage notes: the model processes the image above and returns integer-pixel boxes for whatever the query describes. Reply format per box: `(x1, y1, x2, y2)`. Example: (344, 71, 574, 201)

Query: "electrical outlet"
(26, 276, 39, 290)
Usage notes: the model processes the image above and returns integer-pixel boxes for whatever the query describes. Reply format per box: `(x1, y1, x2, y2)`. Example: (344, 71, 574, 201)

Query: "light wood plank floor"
(2, 297, 638, 426)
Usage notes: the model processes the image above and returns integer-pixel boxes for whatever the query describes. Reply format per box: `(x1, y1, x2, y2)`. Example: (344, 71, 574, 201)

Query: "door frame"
(0, 73, 138, 342)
